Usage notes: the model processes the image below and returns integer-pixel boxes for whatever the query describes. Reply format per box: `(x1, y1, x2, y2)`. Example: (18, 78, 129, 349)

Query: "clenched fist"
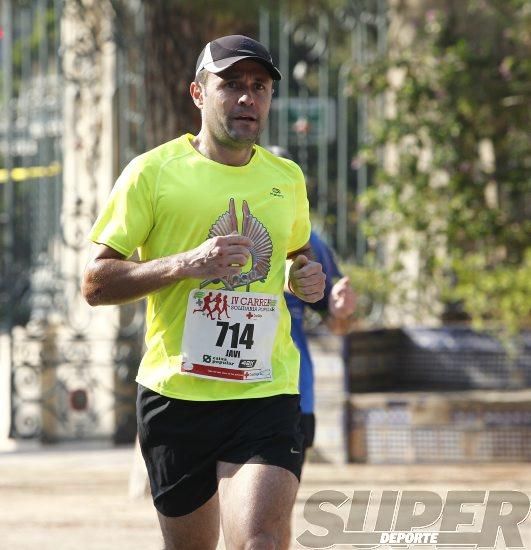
(183, 232, 253, 280)
(288, 255, 326, 303)
(329, 276, 356, 319)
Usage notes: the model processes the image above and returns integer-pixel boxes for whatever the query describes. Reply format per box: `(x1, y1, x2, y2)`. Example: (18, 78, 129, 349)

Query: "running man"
(82, 35, 325, 550)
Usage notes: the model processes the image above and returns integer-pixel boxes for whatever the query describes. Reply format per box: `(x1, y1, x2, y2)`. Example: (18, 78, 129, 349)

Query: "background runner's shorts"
(300, 413, 316, 449)
(137, 384, 304, 517)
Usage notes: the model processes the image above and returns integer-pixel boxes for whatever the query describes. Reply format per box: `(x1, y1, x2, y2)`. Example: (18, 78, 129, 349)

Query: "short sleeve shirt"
(89, 134, 311, 401)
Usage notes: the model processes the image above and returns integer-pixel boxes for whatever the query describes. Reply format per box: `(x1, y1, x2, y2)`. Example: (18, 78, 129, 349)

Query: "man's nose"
(238, 91, 255, 106)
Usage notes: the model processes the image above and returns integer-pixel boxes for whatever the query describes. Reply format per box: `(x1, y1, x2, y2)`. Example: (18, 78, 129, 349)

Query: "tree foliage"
(351, 0, 531, 336)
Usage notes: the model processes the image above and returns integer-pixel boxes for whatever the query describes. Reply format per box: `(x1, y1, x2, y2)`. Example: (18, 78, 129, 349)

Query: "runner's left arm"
(285, 242, 325, 304)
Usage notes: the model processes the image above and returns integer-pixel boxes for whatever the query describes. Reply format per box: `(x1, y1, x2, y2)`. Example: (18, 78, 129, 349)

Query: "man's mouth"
(233, 115, 257, 122)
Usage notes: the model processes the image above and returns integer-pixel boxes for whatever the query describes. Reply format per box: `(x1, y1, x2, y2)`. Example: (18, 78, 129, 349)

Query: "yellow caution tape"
(0, 162, 62, 183)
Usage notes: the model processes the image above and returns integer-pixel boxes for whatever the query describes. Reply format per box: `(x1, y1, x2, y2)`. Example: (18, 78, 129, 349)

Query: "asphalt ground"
(0, 442, 530, 549)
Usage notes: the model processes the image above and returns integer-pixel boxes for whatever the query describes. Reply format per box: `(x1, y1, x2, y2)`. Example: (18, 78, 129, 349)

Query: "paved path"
(1, 442, 530, 549)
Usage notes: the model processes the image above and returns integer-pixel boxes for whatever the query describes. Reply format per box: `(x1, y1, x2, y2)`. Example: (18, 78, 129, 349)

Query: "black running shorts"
(136, 384, 304, 517)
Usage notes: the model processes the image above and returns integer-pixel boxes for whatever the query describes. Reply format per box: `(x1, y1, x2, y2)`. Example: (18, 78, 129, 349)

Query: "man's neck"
(191, 132, 254, 167)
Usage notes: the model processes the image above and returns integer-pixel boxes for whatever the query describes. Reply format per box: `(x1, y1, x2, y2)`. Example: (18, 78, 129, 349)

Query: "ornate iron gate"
(1, 0, 146, 442)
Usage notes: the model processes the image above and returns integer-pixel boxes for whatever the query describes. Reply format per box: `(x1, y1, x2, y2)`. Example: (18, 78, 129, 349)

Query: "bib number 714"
(215, 322, 255, 350)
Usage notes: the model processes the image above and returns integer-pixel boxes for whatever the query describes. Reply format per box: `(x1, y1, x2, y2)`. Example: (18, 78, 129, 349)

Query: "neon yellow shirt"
(89, 134, 311, 401)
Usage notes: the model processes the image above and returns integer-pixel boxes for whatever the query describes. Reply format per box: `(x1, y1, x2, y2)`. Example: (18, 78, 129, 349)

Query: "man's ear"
(190, 81, 204, 109)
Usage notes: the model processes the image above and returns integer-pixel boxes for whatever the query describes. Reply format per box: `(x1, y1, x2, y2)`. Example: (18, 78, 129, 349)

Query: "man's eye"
(226, 81, 238, 89)
(255, 83, 266, 91)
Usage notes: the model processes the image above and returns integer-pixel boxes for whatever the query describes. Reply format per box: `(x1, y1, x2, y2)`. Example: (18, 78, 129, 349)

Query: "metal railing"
(259, 0, 388, 259)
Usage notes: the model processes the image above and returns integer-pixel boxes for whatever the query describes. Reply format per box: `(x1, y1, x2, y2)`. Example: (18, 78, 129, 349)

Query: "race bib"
(181, 288, 280, 382)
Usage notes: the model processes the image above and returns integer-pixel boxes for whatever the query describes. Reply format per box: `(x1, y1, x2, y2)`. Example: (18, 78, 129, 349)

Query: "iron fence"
(1, 0, 146, 442)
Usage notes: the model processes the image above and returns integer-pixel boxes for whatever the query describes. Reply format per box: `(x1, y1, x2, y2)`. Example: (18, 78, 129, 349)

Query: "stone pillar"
(50, 0, 121, 440)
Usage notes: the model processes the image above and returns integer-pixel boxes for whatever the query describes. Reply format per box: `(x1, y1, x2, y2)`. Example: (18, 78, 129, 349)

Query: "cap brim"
(201, 55, 282, 80)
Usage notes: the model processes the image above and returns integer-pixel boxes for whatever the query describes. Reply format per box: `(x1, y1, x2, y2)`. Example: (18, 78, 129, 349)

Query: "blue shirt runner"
(285, 231, 342, 414)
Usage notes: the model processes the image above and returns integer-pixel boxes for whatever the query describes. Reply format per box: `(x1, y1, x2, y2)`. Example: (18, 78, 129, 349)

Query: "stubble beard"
(224, 118, 263, 148)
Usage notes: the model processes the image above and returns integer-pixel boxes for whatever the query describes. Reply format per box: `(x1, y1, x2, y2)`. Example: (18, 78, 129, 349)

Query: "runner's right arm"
(82, 235, 252, 307)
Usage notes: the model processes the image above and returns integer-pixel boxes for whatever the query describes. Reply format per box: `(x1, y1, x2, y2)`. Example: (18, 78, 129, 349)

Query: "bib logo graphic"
(193, 291, 231, 320)
(200, 198, 273, 291)
(238, 359, 257, 369)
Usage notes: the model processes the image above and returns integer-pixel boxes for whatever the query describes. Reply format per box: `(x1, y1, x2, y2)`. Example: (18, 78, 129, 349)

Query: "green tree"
(351, 0, 531, 337)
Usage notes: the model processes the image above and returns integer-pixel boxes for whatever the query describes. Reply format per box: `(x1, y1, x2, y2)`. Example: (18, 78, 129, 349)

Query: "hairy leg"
(157, 491, 220, 550)
(217, 461, 299, 550)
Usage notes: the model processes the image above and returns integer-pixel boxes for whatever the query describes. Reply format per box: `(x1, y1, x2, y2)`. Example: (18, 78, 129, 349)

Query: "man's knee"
(243, 532, 282, 550)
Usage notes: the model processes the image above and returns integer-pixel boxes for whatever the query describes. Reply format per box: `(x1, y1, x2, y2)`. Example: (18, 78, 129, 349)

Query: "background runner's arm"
(325, 277, 357, 335)
(82, 235, 252, 306)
